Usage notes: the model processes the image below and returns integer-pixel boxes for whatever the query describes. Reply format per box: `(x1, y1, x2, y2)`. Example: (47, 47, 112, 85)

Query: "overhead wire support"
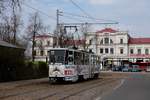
(59, 22, 118, 26)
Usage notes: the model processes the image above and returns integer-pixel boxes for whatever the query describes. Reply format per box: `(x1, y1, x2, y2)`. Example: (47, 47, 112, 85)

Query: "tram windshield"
(49, 50, 66, 64)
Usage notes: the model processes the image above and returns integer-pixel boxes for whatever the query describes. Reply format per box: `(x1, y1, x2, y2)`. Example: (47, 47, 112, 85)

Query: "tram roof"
(49, 48, 85, 52)
(49, 48, 98, 55)
(49, 48, 73, 50)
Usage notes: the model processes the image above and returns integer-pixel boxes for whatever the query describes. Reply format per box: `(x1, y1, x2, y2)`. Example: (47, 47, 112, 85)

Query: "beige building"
(87, 28, 150, 65)
(34, 34, 54, 62)
(34, 34, 85, 61)
(34, 28, 150, 64)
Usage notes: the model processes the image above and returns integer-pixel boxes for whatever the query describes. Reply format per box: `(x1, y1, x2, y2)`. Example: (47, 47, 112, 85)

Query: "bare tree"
(0, 0, 22, 45)
(25, 12, 44, 62)
(0, 16, 12, 42)
(11, 0, 21, 44)
(0, 14, 21, 44)
(80, 23, 91, 50)
(0, 0, 21, 14)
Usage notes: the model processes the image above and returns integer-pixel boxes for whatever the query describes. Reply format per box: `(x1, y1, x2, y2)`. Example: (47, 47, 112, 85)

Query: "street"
(0, 72, 150, 100)
(101, 72, 150, 100)
(0, 72, 124, 100)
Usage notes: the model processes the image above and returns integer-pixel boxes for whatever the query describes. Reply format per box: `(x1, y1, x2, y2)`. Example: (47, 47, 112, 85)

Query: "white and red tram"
(48, 48, 101, 83)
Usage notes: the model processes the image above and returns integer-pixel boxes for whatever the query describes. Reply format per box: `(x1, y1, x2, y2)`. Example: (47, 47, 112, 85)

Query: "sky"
(22, 0, 150, 37)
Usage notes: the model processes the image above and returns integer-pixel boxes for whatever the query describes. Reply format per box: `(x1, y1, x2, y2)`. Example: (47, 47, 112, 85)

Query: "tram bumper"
(49, 75, 78, 82)
(49, 77, 64, 82)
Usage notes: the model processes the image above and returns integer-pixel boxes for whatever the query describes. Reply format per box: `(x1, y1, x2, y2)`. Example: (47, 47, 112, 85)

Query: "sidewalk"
(0, 78, 48, 90)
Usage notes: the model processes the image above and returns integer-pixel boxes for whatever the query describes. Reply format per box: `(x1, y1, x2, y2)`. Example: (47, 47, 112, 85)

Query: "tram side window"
(74, 52, 82, 65)
(96, 56, 98, 65)
(81, 53, 85, 65)
(93, 56, 96, 65)
(98, 57, 101, 65)
(68, 51, 74, 65)
(91, 55, 94, 65)
(65, 50, 68, 64)
(85, 54, 89, 65)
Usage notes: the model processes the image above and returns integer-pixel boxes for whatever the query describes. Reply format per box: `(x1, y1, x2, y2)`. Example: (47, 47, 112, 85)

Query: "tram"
(48, 48, 101, 83)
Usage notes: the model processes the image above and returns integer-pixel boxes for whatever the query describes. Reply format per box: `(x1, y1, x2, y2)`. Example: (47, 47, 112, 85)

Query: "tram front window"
(49, 50, 65, 64)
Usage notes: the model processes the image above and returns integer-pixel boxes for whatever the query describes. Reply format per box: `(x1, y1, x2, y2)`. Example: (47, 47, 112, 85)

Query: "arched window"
(100, 39, 103, 44)
(100, 38, 113, 44)
(145, 49, 149, 55)
(89, 38, 94, 45)
(104, 38, 109, 44)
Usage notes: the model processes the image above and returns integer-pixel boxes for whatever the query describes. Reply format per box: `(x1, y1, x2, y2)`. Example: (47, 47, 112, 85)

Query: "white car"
(146, 66, 150, 72)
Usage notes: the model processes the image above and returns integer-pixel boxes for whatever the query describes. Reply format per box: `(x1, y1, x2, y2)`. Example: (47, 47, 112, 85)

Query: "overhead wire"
(68, 0, 118, 23)
(60, 15, 87, 23)
(69, 0, 94, 19)
(23, 2, 57, 20)
(33, 0, 118, 24)
(23, 0, 118, 24)
(62, 11, 118, 23)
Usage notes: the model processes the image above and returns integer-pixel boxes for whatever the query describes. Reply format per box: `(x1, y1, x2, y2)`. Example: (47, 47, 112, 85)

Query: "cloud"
(88, 0, 115, 5)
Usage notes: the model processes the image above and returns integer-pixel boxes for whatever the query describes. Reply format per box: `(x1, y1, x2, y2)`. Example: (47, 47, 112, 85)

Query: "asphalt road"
(101, 72, 150, 100)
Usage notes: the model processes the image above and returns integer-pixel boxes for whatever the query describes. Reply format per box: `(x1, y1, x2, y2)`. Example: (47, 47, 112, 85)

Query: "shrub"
(38, 61, 48, 77)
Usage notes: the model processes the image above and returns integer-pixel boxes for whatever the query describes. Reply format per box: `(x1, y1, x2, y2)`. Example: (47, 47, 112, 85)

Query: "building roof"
(64, 39, 85, 45)
(96, 28, 118, 33)
(0, 40, 19, 48)
(35, 34, 54, 38)
(129, 38, 150, 44)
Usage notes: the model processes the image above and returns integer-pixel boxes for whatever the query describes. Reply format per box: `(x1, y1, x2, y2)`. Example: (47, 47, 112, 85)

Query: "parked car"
(112, 66, 122, 71)
(122, 66, 129, 72)
(132, 65, 141, 72)
(146, 66, 150, 72)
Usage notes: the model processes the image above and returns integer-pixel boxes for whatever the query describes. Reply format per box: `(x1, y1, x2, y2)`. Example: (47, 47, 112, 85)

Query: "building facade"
(87, 28, 150, 66)
(34, 34, 85, 62)
(34, 35, 54, 62)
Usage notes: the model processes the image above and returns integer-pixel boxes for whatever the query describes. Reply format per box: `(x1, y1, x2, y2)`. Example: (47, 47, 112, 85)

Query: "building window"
(40, 50, 44, 56)
(105, 48, 109, 53)
(110, 48, 114, 54)
(100, 48, 103, 54)
(120, 48, 123, 54)
(104, 38, 109, 44)
(120, 39, 123, 44)
(100, 39, 103, 44)
(47, 51, 49, 55)
(47, 41, 50, 46)
(137, 49, 141, 54)
(130, 49, 134, 54)
(110, 39, 113, 44)
(33, 50, 36, 56)
(145, 49, 149, 55)
(89, 39, 92, 45)
(39, 41, 43, 47)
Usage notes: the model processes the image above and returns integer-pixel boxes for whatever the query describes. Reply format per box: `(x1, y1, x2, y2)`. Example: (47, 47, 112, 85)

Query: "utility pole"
(56, 9, 59, 47)
(32, 30, 36, 62)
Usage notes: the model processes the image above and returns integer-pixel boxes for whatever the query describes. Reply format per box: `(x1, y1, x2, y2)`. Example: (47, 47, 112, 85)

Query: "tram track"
(0, 78, 112, 100)
(59, 79, 116, 100)
(40, 78, 117, 100)
(0, 72, 127, 100)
